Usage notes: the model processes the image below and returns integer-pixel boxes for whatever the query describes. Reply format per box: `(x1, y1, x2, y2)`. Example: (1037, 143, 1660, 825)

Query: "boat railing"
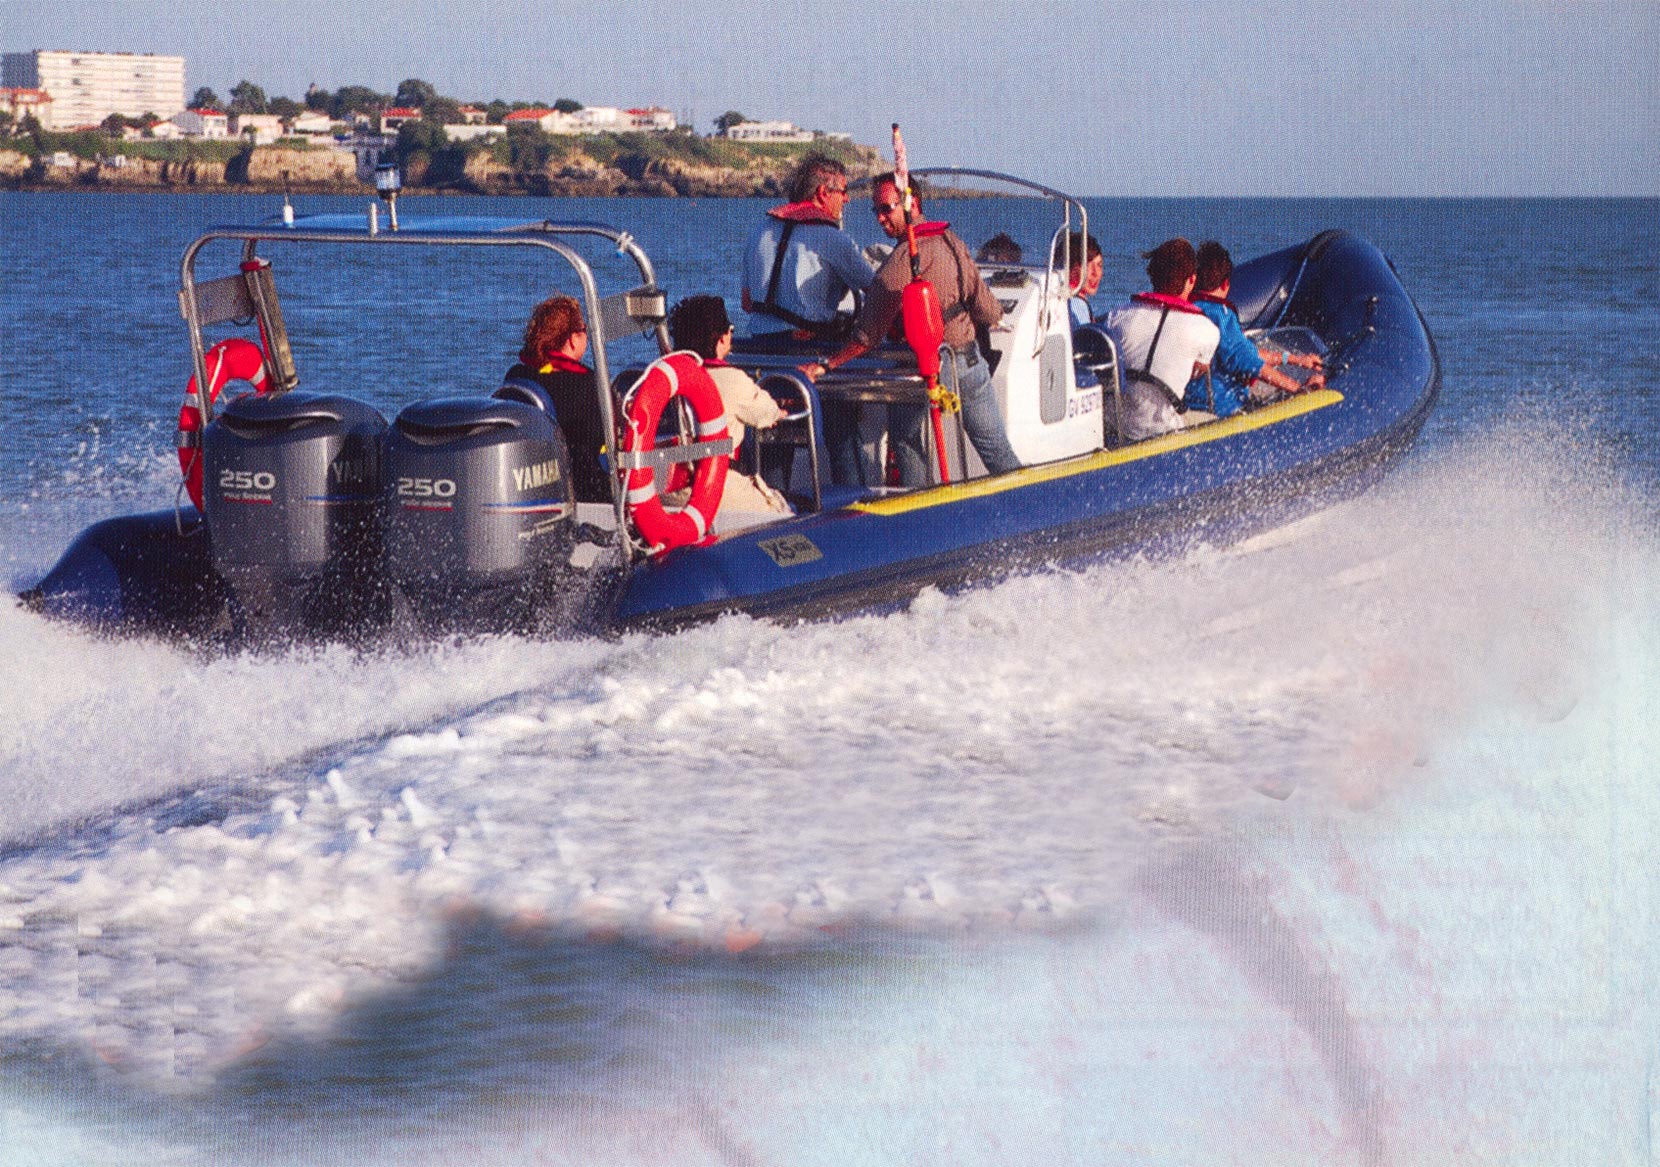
(848, 166, 1087, 346)
(752, 373, 825, 513)
(1071, 324, 1123, 448)
(177, 216, 672, 561)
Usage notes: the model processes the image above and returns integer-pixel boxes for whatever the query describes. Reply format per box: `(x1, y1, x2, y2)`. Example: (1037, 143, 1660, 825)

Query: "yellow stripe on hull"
(848, 389, 1344, 517)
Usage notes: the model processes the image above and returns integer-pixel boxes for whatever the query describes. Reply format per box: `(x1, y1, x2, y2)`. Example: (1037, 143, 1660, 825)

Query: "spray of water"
(0, 421, 1653, 1164)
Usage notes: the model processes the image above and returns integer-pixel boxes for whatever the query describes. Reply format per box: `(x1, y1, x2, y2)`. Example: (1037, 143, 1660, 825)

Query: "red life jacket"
(1192, 290, 1239, 315)
(750, 202, 855, 338)
(521, 350, 590, 374)
(1133, 291, 1205, 315)
(766, 200, 839, 226)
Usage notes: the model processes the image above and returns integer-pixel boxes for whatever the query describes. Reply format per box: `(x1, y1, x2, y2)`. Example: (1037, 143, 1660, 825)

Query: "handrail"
(900, 166, 1087, 356)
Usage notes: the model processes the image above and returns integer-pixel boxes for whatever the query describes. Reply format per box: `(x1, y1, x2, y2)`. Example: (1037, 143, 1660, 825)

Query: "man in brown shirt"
(803, 173, 1021, 485)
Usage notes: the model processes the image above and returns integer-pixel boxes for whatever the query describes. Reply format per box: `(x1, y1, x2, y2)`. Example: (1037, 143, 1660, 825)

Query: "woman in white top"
(667, 295, 794, 529)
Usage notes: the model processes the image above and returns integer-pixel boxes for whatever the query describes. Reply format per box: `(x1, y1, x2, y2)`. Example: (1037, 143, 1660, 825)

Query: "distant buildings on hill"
(0, 47, 847, 149)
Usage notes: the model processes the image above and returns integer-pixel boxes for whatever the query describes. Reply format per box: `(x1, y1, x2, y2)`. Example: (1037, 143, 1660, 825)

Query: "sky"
(4, 0, 1657, 196)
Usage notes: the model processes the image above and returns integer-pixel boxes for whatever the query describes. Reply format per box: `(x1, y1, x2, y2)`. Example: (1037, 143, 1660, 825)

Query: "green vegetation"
(8, 128, 249, 164)
(480, 127, 866, 172)
(228, 81, 267, 114)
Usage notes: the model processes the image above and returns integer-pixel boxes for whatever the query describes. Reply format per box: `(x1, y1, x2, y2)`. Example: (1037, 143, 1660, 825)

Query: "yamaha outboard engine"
(203, 391, 389, 638)
(383, 392, 576, 634)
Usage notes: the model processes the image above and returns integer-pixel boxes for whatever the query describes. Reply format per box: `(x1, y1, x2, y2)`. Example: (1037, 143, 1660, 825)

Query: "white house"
(287, 110, 334, 137)
(120, 121, 170, 141)
(501, 105, 678, 136)
(442, 123, 506, 143)
(568, 106, 618, 132)
(0, 86, 53, 130)
(624, 106, 676, 131)
(503, 108, 571, 133)
(172, 108, 229, 138)
(723, 119, 814, 143)
(232, 113, 285, 145)
(379, 107, 419, 133)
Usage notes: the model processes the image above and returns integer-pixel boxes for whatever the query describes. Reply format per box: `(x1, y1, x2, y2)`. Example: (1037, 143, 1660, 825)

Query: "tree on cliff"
(396, 119, 472, 187)
(229, 81, 268, 115)
(396, 119, 447, 158)
(421, 97, 465, 125)
(714, 111, 748, 134)
(100, 113, 132, 136)
(554, 98, 582, 114)
(190, 87, 222, 111)
(268, 96, 302, 120)
(395, 79, 438, 110)
(330, 86, 388, 119)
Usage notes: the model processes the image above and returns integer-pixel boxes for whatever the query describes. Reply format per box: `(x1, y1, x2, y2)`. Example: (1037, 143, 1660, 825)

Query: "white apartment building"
(2, 50, 185, 129)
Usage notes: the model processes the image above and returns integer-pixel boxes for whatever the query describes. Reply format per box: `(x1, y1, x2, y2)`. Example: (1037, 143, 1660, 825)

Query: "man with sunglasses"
(742, 153, 875, 347)
(804, 173, 1019, 486)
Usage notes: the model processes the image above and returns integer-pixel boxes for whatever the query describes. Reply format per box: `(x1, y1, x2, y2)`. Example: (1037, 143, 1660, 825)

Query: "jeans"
(893, 344, 1021, 486)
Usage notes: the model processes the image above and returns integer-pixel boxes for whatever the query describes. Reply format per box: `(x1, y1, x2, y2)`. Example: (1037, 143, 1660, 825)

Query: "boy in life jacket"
(1185, 240, 1325, 418)
(1102, 238, 1221, 442)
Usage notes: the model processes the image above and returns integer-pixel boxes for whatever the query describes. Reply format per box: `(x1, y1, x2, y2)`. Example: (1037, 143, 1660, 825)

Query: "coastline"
(0, 140, 885, 197)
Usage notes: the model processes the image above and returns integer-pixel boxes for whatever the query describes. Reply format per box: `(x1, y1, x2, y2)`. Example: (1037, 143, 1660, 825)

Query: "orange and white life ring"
(176, 338, 269, 510)
(620, 351, 730, 553)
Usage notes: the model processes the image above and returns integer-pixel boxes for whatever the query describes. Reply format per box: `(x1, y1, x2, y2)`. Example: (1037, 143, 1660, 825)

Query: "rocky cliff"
(1, 141, 882, 197)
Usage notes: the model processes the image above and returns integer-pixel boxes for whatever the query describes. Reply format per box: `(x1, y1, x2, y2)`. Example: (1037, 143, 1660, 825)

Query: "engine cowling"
(383, 394, 575, 632)
(203, 391, 387, 636)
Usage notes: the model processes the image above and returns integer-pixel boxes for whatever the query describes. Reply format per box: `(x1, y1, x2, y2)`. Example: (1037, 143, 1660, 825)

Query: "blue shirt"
(1186, 296, 1264, 418)
(743, 219, 874, 334)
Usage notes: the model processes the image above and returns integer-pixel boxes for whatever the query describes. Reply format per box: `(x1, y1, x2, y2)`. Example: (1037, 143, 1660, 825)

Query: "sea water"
(0, 193, 1657, 1165)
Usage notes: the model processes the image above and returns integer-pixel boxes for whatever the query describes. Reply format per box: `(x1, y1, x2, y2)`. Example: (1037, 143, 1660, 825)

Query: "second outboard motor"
(383, 394, 575, 633)
(203, 391, 389, 637)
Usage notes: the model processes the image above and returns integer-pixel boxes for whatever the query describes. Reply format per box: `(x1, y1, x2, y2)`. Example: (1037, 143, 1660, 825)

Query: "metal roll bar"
(177, 217, 670, 559)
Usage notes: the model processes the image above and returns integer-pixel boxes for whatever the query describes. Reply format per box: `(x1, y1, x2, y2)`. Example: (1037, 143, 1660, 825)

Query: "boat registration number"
(757, 534, 823, 567)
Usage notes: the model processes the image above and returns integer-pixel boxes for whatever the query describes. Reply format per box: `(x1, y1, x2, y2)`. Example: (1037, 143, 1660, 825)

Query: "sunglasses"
(872, 201, 902, 215)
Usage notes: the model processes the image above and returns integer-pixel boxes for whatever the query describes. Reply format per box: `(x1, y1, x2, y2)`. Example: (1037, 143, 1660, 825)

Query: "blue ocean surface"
(0, 191, 1657, 1165)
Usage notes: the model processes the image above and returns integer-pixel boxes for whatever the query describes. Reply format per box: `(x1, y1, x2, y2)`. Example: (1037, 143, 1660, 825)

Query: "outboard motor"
(383, 393, 576, 633)
(203, 391, 389, 637)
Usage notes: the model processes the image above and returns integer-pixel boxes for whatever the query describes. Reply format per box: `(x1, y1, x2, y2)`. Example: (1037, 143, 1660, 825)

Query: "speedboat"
(19, 169, 1439, 645)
